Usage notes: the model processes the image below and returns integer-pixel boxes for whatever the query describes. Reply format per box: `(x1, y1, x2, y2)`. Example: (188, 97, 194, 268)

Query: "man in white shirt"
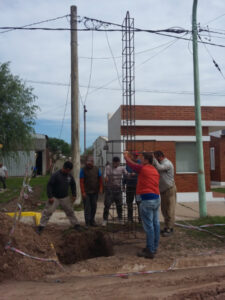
(153, 151, 176, 237)
(102, 156, 127, 226)
(0, 163, 8, 190)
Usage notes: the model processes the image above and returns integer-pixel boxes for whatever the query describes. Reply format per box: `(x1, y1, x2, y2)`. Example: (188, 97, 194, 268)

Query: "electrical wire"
(0, 14, 70, 34)
(198, 34, 225, 81)
(58, 80, 71, 139)
(83, 30, 94, 105)
(104, 29, 122, 87)
(203, 12, 225, 25)
(25, 79, 225, 97)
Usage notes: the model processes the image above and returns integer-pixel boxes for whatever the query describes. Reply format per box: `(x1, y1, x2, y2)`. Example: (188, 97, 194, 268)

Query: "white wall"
(108, 107, 122, 163)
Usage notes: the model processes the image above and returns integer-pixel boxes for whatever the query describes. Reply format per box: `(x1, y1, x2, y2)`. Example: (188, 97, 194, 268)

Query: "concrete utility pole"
(71, 5, 81, 204)
(192, 0, 207, 217)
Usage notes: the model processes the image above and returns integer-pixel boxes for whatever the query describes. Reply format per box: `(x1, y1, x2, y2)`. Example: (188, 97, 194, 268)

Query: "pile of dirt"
(0, 212, 58, 282)
(45, 227, 114, 265)
(0, 186, 43, 212)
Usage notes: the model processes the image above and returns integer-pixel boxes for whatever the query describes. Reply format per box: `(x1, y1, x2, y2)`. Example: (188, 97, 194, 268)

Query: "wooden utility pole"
(192, 0, 207, 217)
(71, 5, 81, 204)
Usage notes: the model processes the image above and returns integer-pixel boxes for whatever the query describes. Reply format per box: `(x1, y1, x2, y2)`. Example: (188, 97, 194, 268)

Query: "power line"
(104, 29, 122, 87)
(0, 14, 70, 34)
(58, 80, 71, 139)
(204, 13, 225, 25)
(25, 79, 225, 97)
(83, 30, 94, 105)
(198, 34, 225, 81)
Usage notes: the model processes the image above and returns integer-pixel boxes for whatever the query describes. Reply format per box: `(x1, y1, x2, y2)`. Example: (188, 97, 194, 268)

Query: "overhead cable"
(0, 14, 70, 34)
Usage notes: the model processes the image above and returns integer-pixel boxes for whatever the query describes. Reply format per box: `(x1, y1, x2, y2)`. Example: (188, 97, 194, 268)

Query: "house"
(108, 105, 225, 202)
(210, 130, 225, 186)
(2, 134, 50, 177)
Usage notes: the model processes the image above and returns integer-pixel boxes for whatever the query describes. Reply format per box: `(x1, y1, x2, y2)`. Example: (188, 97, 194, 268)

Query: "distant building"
(93, 136, 108, 171)
(2, 134, 50, 177)
(108, 105, 225, 202)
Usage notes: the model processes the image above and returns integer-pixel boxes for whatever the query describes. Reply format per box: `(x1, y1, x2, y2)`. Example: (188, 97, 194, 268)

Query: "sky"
(1, 0, 225, 151)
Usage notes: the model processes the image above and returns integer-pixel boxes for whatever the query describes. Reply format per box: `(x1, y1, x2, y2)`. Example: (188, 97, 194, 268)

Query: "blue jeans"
(140, 198, 161, 253)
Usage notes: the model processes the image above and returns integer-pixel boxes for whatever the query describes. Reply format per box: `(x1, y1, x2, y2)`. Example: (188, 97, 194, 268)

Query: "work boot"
(73, 224, 82, 232)
(137, 248, 154, 259)
(36, 225, 44, 235)
(90, 221, 98, 227)
(162, 228, 173, 237)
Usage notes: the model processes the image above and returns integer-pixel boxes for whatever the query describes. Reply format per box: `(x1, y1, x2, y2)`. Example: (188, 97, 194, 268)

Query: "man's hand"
(48, 198, 54, 204)
(72, 196, 76, 202)
(81, 193, 86, 198)
(123, 151, 129, 157)
(104, 176, 109, 183)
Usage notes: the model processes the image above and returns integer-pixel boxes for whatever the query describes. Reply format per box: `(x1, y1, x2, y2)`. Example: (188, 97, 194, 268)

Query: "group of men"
(37, 151, 176, 246)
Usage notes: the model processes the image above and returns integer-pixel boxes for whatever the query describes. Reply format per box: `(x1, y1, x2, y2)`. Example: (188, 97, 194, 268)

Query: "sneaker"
(102, 220, 107, 227)
(162, 228, 173, 237)
(36, 225, 44, 235)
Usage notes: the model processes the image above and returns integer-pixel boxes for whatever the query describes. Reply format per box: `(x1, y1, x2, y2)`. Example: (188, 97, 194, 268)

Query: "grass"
(211, 187, 225, 194)
(177, 216, 225, 242)
(0, 175, 83, 211)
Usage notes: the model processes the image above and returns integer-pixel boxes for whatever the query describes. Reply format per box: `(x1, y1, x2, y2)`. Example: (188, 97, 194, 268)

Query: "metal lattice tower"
(122, 11, 135, 153)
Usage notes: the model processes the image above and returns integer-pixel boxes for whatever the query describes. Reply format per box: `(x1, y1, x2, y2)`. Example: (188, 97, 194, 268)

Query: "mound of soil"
(0, 186, 42, 212)
(0, 212, 58, 282)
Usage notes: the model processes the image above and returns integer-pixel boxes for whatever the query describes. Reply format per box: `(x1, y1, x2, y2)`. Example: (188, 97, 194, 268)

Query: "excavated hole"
(56, 230, 114, 265)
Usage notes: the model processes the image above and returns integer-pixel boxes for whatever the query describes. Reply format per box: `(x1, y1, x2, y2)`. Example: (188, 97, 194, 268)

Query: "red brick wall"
(121, 105, 225, 121)
(129, 141, 210, 193)
(121, 126, 209, 136)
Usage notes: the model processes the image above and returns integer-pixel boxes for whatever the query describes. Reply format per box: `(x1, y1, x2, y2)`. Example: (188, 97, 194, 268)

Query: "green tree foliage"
(82, 146, 94, 157)
(0, 62, 38, 155)
(47, 137, 71, 157)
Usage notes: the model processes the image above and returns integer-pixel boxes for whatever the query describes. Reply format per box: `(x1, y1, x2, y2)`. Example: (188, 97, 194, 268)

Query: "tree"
(47, 137, 71, 158)
(47, 137, 71, 173)
(0, 62, 38, 155)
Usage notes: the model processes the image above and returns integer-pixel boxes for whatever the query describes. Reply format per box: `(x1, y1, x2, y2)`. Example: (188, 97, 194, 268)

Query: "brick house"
(210, 130, 225, 186)
(108, 105, 225, 202)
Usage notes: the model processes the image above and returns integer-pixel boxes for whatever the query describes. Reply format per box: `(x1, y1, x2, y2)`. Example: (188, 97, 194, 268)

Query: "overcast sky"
(1, 0, 225, 150)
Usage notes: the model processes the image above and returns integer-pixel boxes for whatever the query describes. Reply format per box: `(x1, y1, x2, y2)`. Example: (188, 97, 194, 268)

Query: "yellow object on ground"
(6, 211, 41, 226)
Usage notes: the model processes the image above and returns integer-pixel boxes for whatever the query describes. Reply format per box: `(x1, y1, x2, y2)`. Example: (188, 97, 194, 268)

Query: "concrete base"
(177, 192, 224, 202)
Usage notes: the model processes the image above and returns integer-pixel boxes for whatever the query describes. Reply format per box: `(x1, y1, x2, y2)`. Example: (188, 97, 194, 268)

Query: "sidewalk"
(47, 199, 225, 226)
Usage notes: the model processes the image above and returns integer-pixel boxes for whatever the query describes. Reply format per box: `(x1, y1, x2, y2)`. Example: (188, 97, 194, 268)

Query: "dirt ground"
(0, 193, 225, 299)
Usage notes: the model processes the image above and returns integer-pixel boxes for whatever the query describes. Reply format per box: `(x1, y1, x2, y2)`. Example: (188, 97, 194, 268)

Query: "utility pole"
(83, 105, 87, 153)
(192, 0, 207, 217)
(71, 5, 81, 204)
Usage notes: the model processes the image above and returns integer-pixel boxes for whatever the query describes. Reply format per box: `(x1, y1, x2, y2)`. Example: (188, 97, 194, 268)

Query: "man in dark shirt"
(80, 156, 103, 227)
(37, 161, 80, 234)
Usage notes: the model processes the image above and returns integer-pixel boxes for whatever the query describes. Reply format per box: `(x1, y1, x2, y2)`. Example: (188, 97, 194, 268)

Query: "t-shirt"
(104, 165, 127, 190)
(153, 158, 175, 193)
(0, 166, 7, 177)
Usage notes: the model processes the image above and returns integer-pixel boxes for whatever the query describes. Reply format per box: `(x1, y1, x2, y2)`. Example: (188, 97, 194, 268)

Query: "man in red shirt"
(124, 151, 160, 259)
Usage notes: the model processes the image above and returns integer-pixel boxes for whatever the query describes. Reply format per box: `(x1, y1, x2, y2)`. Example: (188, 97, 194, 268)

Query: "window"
(176, 142, 197, 173)
(210, 147, 215, 171)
